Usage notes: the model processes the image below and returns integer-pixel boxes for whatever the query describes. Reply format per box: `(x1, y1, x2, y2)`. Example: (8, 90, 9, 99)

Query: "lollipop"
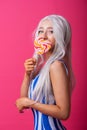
(34, 38, 52, 55)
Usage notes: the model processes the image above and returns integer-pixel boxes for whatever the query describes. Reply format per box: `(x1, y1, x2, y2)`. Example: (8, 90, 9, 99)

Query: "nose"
(42, 32, 48, 40)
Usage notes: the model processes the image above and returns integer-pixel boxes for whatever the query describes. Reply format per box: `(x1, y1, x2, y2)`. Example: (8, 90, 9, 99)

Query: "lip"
(38, 37, 43, 40)
(37, 37, 51, 42)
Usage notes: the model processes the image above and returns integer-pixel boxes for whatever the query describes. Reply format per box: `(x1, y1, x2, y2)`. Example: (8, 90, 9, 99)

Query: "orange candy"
(34, 38, 52, 55)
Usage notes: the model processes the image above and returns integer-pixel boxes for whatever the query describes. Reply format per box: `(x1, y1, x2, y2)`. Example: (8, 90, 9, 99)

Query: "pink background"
(0, 0, 87, 130)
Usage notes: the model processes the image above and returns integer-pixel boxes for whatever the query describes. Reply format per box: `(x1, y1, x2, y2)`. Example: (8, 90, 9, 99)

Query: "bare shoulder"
(50, 60, 65, 73)
(50, 60, 69, 81)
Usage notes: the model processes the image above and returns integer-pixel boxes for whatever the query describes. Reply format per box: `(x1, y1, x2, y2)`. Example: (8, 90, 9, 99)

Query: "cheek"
(49, 37, 55, 46)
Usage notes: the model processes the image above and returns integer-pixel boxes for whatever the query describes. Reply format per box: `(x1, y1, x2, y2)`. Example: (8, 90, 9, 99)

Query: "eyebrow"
(38, 27, 53, 29)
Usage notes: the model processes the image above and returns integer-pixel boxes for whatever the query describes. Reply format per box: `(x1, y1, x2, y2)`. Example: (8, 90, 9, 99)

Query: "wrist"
(24, 72, 30, 79)
(28, 100, 37, 108)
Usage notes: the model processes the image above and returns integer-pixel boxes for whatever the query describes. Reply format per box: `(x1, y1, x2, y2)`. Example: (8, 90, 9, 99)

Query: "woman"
(16, 14, 75, 130)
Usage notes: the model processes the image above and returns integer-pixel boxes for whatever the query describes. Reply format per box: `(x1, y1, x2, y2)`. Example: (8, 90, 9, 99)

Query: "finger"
(25, 64, 35, 69)
(25, 58, 36, 65)
(25, 107, 29, 109)
(25, 68, 34, 74)
(25, 64, 35, 67)
(25, 66, 35, 70)
(24, 61, 34, 66)
(19, 110, 24, 113)
(32, 58, 37, 64)
(24, 62, 36, 68)
(25, 58, 35, 63)
(16, 105, 24, 111)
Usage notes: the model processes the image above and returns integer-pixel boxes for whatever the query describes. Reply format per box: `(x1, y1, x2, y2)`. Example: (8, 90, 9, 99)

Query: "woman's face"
(37, 19, 55, 49)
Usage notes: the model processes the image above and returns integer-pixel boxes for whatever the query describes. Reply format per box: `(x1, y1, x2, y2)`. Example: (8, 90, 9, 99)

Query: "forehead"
(38, 19, 53, 29)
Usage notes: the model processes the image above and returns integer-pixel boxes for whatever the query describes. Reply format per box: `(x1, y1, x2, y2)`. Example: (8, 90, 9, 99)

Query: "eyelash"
(38, 30, 44, 34)
(50, 31, 53, 33)
(38, 30, 53, 34)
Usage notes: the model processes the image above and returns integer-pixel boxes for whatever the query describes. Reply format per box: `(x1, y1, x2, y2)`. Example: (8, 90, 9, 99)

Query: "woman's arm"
(20, 58, 36, 97)
(16, 60, 71, 120)
(20, 73, 30, 97)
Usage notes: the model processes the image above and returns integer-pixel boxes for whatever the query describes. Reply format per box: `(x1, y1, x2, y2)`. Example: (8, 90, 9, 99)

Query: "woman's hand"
(16, 97, 30, 112)
(24, 58, 36, 76)
(16, 97, 37, 112)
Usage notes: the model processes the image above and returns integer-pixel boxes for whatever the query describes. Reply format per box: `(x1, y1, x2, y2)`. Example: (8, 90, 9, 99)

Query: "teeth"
(34, 38, 52, 55)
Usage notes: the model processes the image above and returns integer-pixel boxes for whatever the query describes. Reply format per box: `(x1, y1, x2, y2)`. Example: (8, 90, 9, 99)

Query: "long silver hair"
(30, 15, 75, 103)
